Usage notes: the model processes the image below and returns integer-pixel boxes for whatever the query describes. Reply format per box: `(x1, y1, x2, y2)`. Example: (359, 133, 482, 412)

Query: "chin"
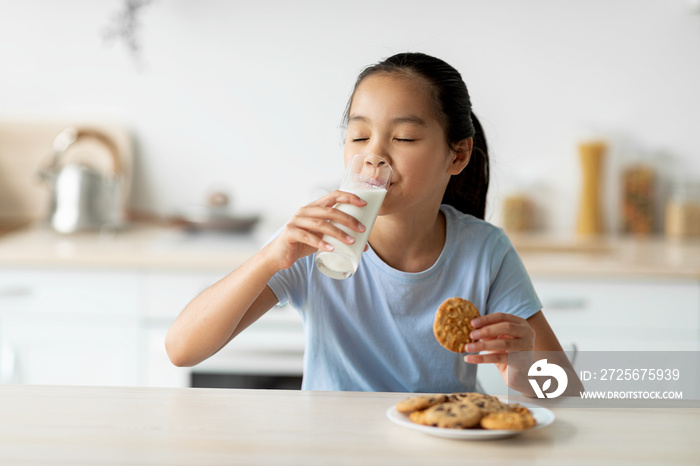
(377, 202, 397, 217)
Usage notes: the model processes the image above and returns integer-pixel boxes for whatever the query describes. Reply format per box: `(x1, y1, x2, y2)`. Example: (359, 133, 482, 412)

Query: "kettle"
(39, 127, 125, 234)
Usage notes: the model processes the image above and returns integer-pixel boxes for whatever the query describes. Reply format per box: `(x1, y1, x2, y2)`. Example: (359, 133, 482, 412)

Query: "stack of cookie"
(395, 392, 536, 431)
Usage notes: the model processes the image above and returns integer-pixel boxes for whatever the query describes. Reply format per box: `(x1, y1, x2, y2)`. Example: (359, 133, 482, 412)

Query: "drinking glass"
(315, 153, 392, 279)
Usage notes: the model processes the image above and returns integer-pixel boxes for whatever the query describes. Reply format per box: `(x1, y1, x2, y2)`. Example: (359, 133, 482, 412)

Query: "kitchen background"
(1, 0, 699, 391)
(1, 0, 699, 232)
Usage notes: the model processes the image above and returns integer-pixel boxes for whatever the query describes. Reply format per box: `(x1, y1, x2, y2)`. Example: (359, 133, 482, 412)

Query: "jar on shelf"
(665, 181, 700, 239)
(577, 141, 606, 235)
(621, 163, 656, 235)
(502, 194, 534, 233)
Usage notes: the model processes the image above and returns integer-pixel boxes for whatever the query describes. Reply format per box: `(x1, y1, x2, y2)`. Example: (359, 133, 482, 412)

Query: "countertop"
(1, 222, 699, 279)
(0, 384, 697, 465)
(0, 222, 264, 271)
(508, 232, 700, 280)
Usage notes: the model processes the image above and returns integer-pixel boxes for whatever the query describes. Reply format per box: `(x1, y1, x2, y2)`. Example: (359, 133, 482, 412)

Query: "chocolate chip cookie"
(480, 406, 536, 430)
(448, 392, 511, 414)
(419, 400, 483, 429)
(395, 394, 448, 415)
(395, 392, 537, 431)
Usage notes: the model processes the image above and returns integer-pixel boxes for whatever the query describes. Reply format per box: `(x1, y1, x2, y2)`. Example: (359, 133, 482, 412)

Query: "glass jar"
(502, 194, 534, 232)
(621, 163, 656, 235)
(665, 181, 700, 239)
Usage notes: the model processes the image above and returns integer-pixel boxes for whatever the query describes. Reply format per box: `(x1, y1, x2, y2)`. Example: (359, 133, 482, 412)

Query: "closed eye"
(352, 138, 369, 142)
(394, 138, 415, 142)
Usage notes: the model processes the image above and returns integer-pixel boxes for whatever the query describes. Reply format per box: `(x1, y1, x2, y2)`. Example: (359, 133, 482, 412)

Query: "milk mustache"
(315, 154, 392, 280)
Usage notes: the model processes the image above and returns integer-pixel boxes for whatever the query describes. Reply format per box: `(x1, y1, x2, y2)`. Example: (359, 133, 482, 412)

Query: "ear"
(446, 138, 472, 175)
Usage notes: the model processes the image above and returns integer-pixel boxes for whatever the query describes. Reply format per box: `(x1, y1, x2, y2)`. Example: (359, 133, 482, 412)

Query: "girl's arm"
(464, 310, 584, 396)
(164, 190, 368, 367)
(164, 244, 282, 367)
(526, 311, 584, 395)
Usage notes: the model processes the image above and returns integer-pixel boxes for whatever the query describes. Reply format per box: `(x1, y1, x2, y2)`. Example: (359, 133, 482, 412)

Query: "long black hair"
(343, 52, 489, 219)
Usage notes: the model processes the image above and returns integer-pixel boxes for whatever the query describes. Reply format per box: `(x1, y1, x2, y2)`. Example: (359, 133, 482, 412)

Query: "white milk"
(315, 188, 387, 279)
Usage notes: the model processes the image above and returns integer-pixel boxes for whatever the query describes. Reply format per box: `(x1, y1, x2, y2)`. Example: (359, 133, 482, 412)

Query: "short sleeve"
(262, 228, 310, 309)
(485, 231, 542, 319)
(267, 255, 312, 311)
(267, 273, 290, 306)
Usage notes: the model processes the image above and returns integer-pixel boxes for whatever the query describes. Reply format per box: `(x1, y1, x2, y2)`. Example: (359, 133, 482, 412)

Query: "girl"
(166, 52, 580, 395)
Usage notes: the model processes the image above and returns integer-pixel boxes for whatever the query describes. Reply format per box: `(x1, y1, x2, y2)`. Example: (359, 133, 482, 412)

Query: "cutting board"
(0, 120, 133, 226)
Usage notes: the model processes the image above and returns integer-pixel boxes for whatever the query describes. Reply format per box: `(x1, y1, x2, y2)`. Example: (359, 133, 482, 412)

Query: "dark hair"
(343, 52, 489, 219)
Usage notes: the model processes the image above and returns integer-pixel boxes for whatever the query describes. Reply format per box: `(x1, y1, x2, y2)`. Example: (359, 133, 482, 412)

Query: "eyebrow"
(348, 115, 428, 126)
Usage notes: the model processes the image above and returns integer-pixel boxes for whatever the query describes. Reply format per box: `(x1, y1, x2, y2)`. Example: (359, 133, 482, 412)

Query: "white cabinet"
(0, 265, 306, 388)
(0, 268, 142, 317)
(532, 277, 700, 351)
(477, 276, 700, 395)
(0, 317, 142, 386)
(142, 270, 305, 388)
(142, 270, 231, 388)
(4, 254, 697, 390)
(145, 322, 190, 388)
(0, 268, 143, 385)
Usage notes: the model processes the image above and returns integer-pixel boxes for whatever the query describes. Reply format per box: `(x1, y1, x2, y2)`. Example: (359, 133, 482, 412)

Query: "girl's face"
(344, 72, 467, 217)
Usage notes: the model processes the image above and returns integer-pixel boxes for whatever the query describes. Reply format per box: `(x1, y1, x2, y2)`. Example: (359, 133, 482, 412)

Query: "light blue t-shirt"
(267, 204, 542, 393)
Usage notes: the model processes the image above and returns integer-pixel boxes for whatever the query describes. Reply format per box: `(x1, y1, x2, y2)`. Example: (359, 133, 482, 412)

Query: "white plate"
(386, 400, 555, 440)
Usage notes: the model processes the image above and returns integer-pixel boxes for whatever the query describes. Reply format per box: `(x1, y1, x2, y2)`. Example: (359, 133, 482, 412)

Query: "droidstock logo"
(528, 359, 568, 399)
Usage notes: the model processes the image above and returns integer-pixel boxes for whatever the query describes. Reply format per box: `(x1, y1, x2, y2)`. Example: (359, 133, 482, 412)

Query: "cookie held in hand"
(433, 297, 481, 353)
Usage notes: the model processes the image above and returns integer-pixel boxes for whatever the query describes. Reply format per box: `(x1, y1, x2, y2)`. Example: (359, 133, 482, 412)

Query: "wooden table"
(0, 385, 698, 465)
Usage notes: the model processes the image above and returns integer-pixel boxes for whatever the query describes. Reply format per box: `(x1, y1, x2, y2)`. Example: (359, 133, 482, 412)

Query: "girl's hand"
(463, 312, 536, 394)
(264, 190, 368, 271)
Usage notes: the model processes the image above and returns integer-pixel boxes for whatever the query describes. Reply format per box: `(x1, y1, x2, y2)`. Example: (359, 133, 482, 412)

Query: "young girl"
(166, 52, 580, 395)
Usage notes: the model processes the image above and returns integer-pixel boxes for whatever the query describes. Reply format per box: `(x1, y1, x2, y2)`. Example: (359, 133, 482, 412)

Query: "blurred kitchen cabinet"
(141, 270, 231, 388)
(532, 277, 700, 351)
(0, 263, 305, 388)
(143, 270, 229, 320)
(142, 270, 305, 388)
(0, 317, 142, 386)
(144, 322, 190, 388)
(0, 267, 144, 385)
(477, 276, 700, 395)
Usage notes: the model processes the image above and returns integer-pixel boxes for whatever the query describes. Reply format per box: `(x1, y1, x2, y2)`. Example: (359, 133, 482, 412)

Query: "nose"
(367, 153, 391, 171)
(365, 140, 392, 165)
(364, 154, 388, 169)
(359, 153, 392, 187)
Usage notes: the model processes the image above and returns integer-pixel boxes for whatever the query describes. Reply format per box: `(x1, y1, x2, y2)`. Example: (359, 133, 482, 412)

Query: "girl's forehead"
(349, 72, 439, 121)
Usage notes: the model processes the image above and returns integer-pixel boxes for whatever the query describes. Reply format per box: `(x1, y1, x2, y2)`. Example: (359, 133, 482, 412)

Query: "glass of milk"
(315, 153, 392, 279)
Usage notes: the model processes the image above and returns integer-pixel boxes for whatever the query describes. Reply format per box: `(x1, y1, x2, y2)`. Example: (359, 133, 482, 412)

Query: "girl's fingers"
(287, 211, 364, 249)
(309, 190, 368, 209)
(271, 191, 371, 269)
(279, 191, 369, 253)
(469, 312, 525, 329)
(463, 313, 535, 354)
(291, 215, 358, 245)
(294, 205, 367, 234)
(281, 223, 327, 251)
(469, 322, 531, 343)
(469, 313, 534, 340)
(466, 336, 529, 353)
(464, 352, 507, 365)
